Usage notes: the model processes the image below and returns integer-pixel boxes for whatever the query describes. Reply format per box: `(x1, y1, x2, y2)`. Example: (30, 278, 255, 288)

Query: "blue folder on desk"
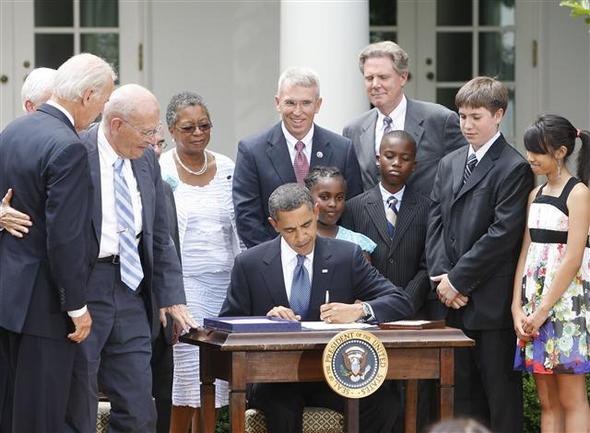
(204, 316, 302, 333)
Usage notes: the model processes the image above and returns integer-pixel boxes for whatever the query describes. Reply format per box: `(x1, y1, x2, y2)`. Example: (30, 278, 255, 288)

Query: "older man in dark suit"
(0, 53, 115, 433)
(426, 77, 533, 433)
(233, 67, 363, 248)
(221, 183, 413, 433)
(64, 84, 196, 433)
(343, 41, 467, 196)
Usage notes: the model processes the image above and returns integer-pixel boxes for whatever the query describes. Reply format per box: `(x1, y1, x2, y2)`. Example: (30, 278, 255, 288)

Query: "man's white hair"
(103, 84, 159, 132)
(52, 53, 117, 102)
(21, 67, 56, 111)
(277, 67, 321, 97)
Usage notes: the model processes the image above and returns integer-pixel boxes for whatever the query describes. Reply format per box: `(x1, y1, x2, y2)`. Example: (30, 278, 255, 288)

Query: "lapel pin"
(316, 151, 323, 159)
(321, 269, 328, 273)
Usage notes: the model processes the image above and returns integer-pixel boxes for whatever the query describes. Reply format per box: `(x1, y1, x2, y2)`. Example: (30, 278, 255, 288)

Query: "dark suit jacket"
(343, 99, 468, 195)
(0, 104, 92, 339)
(219, 236, 414, 321)
(425, 134, 534, 330)
(81, 124, 185, 338)
(341, 185, 431, 314)
(233, 122, 363, 248)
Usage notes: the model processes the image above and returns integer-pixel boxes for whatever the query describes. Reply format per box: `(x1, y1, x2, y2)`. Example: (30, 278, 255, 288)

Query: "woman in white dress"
(160, 92, 243, 433)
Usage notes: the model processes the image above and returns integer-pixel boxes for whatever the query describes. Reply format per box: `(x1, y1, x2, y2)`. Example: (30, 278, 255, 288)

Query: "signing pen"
(325, 290, 330, 304)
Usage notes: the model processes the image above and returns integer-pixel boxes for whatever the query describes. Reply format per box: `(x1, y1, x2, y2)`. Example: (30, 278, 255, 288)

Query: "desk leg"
(200, 348, 216, 433)
(439, 348, 454, 420)
(344, 398, 359, 433)
(230, 352, 246, 433)
(404, 379, 418, 433)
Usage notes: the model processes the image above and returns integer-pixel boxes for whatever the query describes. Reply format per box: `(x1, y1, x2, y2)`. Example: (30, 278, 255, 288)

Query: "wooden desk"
(181, 327, 473, 433)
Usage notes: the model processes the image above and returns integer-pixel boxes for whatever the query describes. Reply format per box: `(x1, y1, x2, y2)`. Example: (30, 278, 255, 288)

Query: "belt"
(96, 255, 120, 264)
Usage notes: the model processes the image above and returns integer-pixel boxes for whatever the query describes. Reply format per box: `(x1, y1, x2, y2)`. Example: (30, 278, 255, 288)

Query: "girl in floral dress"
(512, 114, 590, 432)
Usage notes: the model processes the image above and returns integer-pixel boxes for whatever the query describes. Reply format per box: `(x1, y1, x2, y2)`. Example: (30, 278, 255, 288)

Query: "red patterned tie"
(294, 141, 310, 184)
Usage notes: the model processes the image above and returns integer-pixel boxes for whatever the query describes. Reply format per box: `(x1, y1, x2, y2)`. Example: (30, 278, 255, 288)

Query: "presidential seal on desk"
(322, 329, 388, 398)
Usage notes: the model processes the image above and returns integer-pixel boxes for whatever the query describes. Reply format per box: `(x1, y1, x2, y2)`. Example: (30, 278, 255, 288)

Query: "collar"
(469, 131, 500, 162)
(97, 122, 120, 166)
(379, 182, 405, 205)
(280, 236, 315, 266)
(46, 100, 75, 128)
(282, 122, 314, 149)
(377, 95, 407, 129)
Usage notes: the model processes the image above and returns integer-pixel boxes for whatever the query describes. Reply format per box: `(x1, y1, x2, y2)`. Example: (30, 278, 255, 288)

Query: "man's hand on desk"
(160, 304, 198, 331)
(319, 302, 363, 324)
(0, 188, 32, 238)
(266, 306, 301, 321)
(431, 274, 469, 309)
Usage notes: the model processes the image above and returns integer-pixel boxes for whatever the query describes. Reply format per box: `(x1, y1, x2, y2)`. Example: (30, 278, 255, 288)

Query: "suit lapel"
(36, 103, 78, 135)
(404, 100, 425, 149)
(266, 123, 297, 184)
(451, 147, 469, 198)
(131, 157, 151, 234)
(390, 187, 417, 253)
(309, 125, 332, 166)
(364, 186, 391, 247)
(307, 237, 333, 320)
(453, 135, 506, 203)
(359, 110, 379, 184)
(261, 237, 290, 307)
(87, 130, 102, 244)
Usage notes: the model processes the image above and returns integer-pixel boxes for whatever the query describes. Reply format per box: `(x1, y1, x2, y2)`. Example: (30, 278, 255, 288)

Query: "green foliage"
(560, 0, 590, 24)
(523, 374, 541, 433)
(216, 406, 230, 433)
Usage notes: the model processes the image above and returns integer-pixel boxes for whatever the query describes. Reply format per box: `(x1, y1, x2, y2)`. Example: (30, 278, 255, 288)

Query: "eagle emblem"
(342, 346, 371, 382)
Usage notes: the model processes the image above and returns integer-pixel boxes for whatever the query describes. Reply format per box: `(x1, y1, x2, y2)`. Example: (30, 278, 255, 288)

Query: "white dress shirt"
(375, 95, 407, 155)
(280, 237, 314, 303)
(468, 131, 500, 164)
(97, 123, 143, 258)
(282, 122, 314, 166)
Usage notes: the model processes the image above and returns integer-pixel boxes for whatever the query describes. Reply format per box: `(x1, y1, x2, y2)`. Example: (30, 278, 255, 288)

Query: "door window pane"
(370, 0, 396, 26)
(479, 31, 514, 80)
(81, 33, 119, 75)
(35, 34, 74, 69)
(437, 33, 472, 82)
(479, 0, 515, 26)
(437, 0, 471, 26)
(80, 0, 118, 27)
(436, 88, 461, 112)
(370, 31, 397, 43)
(35, 0, 73, 27)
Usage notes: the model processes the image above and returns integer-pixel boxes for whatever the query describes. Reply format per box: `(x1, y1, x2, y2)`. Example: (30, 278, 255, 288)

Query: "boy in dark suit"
(425, 77, 533, 433)
(342, 130, 433, 432)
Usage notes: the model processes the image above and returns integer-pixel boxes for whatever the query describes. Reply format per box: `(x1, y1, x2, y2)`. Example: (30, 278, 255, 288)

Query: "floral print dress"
(514, 177, 590, 374)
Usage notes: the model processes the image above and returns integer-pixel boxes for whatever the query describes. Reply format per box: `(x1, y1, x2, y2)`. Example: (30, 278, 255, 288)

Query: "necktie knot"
(296, 254, 306, 266)
(295, 141, 305, 152)
(387, 196, 398, 211)
(383, 116, 393, 128)
(293, 141, 310, 184)
(463, 153, 478, 184)
(113, 157, 124, 172)
(291, 253, 311, 318)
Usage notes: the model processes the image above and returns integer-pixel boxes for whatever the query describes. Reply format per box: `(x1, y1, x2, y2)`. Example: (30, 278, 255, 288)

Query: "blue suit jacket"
(0, 104, 92, 339)
(81, 124, 185, 338)
(232, 122, 363, 248)
(219, 236, 414, 321)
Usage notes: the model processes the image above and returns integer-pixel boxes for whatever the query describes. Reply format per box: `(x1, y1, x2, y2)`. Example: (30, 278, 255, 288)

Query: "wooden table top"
(180, 326, 474, 352)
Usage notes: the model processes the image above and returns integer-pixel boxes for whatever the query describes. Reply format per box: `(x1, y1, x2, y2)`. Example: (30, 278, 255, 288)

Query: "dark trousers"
(151, 325, 173, 433)
(248, 381, 398, 433)
(0, 327, 75, 433)
(65, 262, 156, 433)
(452, 327, 523, 433)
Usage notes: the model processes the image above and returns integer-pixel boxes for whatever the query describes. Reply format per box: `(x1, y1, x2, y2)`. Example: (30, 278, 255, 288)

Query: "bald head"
(21, 67, 56, 112)
(103, 84, 161, 160)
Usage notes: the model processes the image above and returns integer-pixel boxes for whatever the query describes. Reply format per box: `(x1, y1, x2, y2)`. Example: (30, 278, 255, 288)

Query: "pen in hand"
(325, 290, 330, 304)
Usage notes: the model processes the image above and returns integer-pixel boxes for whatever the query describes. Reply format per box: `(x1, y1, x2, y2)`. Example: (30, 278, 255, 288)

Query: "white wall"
(146, 0, 281, 159)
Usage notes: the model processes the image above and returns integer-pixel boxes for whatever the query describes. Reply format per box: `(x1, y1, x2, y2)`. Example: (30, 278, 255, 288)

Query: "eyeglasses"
(120, 118, 162, 138)
(152, 140, 167, 150)
(175, 123, 213, 134)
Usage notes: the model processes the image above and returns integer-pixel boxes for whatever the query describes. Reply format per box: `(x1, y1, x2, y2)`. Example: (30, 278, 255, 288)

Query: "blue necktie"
(290, 254, 311, 318)
(113, 158, 144, 291)
(383, 116, 393, 135)
(386, 196, 399, 238)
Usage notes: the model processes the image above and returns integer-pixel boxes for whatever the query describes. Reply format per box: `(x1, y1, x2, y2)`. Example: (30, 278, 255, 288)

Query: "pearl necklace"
(174, 148, 208, 176)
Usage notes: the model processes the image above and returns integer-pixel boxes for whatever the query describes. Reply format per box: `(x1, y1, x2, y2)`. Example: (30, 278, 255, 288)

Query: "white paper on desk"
(386, 320, 431, 326)
(228, 318, 281, 324)
(301, 321, 375, 331)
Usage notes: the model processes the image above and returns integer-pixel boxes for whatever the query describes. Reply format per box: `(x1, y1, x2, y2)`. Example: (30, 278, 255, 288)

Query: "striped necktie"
(386, 196, 399, 238)
(113, 158, 144, 291)
(290, 254, 311, 318)
(383, 116, 393, 135)
(463, 153, 478, 184)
